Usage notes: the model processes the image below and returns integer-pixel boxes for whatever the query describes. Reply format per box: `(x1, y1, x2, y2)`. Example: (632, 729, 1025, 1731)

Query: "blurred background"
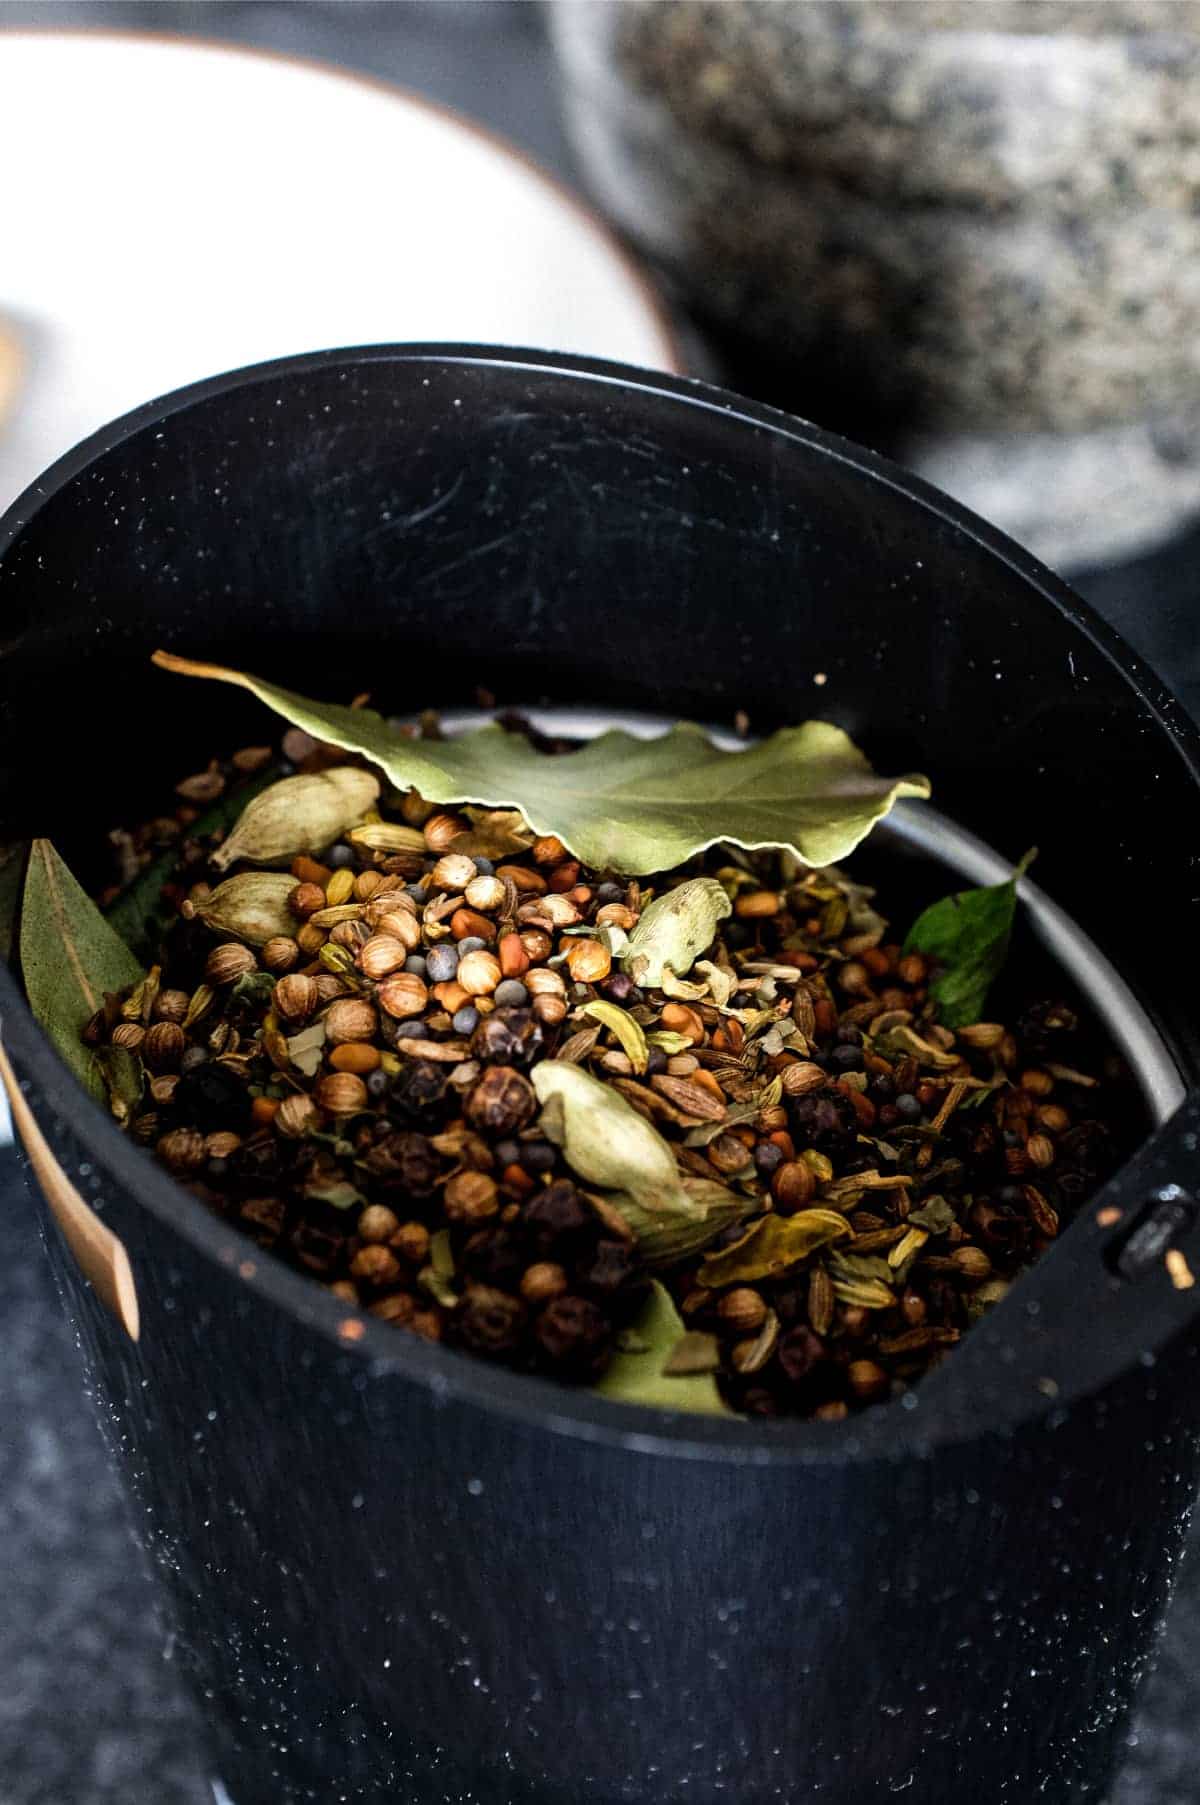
(1, 5, 1197, 1802)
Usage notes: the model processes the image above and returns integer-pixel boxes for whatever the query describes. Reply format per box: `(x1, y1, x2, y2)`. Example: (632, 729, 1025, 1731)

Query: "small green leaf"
(698, 1209, 852, 1287)
(20, 840, 145, 1102)
(907, 1195, 957, 1235)
(622, 878, 731, 988)
(303, 1173, 363, 1210)
(593, 1280, 730, 1415)
(580, 999, 649, 1073)
(903, 851, 1035, 1029)
(153, 652, 930, 877)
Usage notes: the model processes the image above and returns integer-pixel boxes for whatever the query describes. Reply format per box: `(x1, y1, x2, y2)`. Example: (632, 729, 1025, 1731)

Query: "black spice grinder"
(1, 347, 1198, 1805)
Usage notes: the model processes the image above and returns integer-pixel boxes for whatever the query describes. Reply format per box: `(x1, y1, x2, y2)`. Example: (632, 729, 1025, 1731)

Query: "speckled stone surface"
(551, 0, 1200, 562)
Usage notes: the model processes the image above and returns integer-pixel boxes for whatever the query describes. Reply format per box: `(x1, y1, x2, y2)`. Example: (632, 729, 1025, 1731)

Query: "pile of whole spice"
(55, 704, 1131, 1422)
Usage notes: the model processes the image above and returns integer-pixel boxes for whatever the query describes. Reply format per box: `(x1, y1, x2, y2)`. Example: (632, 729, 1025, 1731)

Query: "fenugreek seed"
(357, 1204, 401, 1244)
(273, 973, 320, 1022)
(781, 1060, 826, 1097)
(111, 1022, 145, 1051)
(289, 881, 327, 919)
(275, 1093, 321, 1138)
(358, 935, 410, 980)
(324, 997, 378, 1043)
(734, 890, 780, 918)
(143, 1021, 185, 1070)
(1026, 1133, 1055, 1169)
(563, 938, 611, 983)
(444, 1170, 500, 1223)
(373, 909, 422, 950)
(315, 1072, 369, 1115)
(262, 935, 300, 973)
(718, 1288, 768, 1334)
(450, 908, 497, 943)
(329, 1042, 381, 1075)
(205, 942, 259, 986)
(156, 1127, 206, 1173)
(423, 812, 468, 851)
(377, 972, 429, 1018)
(659, 1002, 704, 1043)
(325, 867, 356, 907)
(457, 949, 502, 997)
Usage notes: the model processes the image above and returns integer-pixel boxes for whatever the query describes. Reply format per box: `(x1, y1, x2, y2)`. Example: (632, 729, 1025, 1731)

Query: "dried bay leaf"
(904, 851, 1035, 1029)
(622, 878, 731, 988)
(906, 1195, 957, 1235)
(580, 1000, 649, 1074)
(698, 1208, 852, 1287)
(662, 1330, 722, 1375)
(593, 1280, 730, 1416)
(154, 653, 930, 877)
(531, 1061, 700, 1217)
(21, 840, 144, 1102)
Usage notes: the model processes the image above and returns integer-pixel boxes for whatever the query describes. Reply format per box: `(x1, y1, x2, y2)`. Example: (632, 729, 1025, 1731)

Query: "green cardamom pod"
(622, 877, 731, 988)
(194, 872, 297, 945)
(211, 768, 379, 871)
(532, 1060, 700, 1218)
(606, 1176, 754, 1266)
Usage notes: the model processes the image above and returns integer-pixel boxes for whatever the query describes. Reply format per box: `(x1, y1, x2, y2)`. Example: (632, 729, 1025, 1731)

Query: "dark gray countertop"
(1, 5, 1198, 1803)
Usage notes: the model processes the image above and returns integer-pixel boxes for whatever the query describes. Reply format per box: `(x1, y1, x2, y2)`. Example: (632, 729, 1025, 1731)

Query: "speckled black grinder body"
(2, 348, 1199, 1805)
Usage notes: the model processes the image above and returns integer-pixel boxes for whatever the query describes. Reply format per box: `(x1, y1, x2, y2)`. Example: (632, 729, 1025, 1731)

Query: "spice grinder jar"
(1, 346, 1199, 1805)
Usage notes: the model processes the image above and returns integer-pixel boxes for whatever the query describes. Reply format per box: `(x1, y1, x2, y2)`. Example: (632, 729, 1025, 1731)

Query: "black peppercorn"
(388, 1060, 448, 1118)
(534, 1294, 611, 1378)
(362, 1131, 439, 1196)
(461, 1228, 527, 1290)
(578, 1238, 636, 1298)
(457, 1286, 528, 1358)
(523, 1179, 589, 1247)
(777, 1326, 826, 1385)
(464, 1065, 536, 1137)
(173, 1061, 253, 1132)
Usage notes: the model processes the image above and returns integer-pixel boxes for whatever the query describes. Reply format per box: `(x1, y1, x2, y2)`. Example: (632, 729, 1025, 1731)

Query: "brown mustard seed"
(324, 997, 378, 1044)
(143, 1021, 185, 1070)
(315, 1072, 369, 1115)
(444, 1170, 500, 1223)
(377, 972, 429, 1019)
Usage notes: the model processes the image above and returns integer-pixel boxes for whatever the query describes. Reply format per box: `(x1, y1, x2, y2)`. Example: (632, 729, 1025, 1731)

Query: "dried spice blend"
(18, 658, 1137, 1420)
